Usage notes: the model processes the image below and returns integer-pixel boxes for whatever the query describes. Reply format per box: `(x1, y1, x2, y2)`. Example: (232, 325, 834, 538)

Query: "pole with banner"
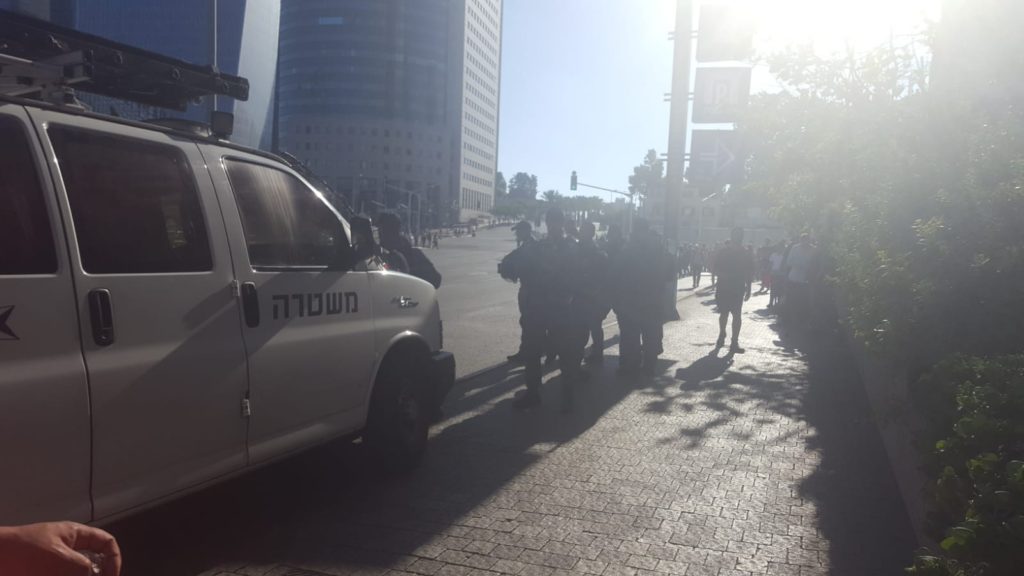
(664, 0, 693, 247)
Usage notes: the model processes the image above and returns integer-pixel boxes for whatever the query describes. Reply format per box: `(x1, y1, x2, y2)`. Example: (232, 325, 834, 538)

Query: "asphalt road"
(431, 225, 523, 379)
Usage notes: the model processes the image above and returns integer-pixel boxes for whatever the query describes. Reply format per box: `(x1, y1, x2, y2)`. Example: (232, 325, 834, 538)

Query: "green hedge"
(908, 355, 1024, 575)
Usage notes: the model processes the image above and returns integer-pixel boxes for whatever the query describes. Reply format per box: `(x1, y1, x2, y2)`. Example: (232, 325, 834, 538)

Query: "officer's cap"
(512, 220, 532, 232)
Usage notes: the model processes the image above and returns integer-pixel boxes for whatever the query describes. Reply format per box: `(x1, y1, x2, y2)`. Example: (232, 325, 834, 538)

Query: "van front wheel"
(365, 357, 429, 471)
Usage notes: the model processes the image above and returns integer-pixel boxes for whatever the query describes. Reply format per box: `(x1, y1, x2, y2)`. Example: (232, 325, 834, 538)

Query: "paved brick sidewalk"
(116, 288, 914, 576)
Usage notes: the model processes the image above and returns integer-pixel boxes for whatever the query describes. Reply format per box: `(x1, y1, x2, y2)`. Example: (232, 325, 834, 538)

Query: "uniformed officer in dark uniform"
(611, 219, 676, 377)
(505, 208, 587, 412)
(577, 221, 610, 365)
(500, 220, 535, 363)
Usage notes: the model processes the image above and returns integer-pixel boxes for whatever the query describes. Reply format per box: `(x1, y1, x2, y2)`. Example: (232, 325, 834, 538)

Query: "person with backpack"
(376, 212, 442, 289)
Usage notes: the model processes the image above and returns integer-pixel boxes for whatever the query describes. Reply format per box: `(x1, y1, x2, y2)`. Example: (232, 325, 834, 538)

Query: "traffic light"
(570, 171, 577, 191)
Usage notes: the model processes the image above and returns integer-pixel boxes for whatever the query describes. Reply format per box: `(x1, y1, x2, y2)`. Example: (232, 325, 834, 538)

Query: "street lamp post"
(384, 179, 426, 237)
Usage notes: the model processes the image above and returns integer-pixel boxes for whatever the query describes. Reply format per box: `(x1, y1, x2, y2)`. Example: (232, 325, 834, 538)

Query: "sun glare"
(747, 0, 941, 55)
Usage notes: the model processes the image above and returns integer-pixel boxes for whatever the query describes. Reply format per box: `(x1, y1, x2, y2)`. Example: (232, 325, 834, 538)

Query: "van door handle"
(88, 289, 114, 346)
(391, 296, 418, 309)
(241, 282, 260, 328)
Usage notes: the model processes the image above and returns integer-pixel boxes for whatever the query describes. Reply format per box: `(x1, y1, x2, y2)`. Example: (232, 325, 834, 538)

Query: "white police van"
(0, 12, 454, 525)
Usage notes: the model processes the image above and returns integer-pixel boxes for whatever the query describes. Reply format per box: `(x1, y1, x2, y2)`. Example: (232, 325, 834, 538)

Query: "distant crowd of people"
(674, 232, 821, 336)
(498, 216, 825, 413)
(412, 232, 441, 249)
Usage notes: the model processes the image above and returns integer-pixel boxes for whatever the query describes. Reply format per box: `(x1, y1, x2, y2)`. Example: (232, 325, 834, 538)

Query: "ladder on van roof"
(0, 8, 248, 111)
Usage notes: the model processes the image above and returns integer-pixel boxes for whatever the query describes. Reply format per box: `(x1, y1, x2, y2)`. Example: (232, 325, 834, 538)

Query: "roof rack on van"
(0, 9, 248, 111)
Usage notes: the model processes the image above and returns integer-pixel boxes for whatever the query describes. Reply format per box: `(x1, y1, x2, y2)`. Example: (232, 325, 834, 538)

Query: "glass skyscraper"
(0, 0, 279, 150)
(278, 0, 502, 227)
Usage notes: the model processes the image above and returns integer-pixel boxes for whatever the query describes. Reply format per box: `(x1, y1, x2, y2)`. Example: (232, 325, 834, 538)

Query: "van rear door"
(0, 105, 91, 524)
(30, 110, 250, 519)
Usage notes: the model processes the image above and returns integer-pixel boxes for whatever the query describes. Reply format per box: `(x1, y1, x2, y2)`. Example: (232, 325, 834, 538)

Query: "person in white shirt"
(768, 241, 787, 308)
(782, 233, 816, 325)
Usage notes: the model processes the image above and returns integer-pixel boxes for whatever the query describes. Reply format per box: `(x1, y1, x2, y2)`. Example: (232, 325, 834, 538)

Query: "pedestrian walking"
(782, 233, 816, 328)
(710, 241, 723, 287)
(768, 241, 787, 308)
(677, 245, 691, 279)
(611, 219, 676, 377)
(753, 237, 770, 293)
(713, 227, 755, 353)
(691, 244, 705, 289)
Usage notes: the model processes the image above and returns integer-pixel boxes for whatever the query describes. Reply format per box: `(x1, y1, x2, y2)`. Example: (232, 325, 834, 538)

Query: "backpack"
(404, 247, 442, 289)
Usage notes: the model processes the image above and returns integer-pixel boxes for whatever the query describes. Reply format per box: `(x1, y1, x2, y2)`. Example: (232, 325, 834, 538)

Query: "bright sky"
(497, 0, 940, 199)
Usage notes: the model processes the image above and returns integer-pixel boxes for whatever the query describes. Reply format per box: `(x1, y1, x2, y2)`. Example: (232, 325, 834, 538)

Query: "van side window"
(48, 126, 212, 274)
(224, 159, 350, 270)
(0, 116, 57, 275)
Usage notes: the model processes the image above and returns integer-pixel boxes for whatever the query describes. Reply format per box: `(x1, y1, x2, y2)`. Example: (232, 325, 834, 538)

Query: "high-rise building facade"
(1, 0, 280, 150)
(450, 0, 502, 223)
(277, 0, 502, 228)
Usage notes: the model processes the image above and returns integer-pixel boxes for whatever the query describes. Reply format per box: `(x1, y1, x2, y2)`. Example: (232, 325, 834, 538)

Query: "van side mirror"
(350, 216, 376, 261)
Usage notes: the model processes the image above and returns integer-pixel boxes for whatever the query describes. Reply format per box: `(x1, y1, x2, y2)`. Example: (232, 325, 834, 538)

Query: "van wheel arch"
(364, 338, 432, 470)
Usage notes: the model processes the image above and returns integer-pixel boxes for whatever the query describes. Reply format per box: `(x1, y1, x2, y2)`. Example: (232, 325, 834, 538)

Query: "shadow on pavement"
(109, 355, 639, 576)
(654, 308, 916, 575)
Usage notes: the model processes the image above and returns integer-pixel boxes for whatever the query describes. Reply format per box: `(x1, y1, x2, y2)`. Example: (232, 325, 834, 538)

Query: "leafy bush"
(734, 9, 1024, 571)
(908, 355, 1024, 575)
(739, 46, 1024, 371)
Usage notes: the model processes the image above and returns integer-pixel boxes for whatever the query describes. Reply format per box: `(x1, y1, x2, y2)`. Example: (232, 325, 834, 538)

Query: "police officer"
(611, 219, 675, 377)
(511, 208, 587, 412)
(577, 221, 610, 365)
(377, 212, 442, 288)
(500, 220, 536, 363)
(601, 224, 625, 261)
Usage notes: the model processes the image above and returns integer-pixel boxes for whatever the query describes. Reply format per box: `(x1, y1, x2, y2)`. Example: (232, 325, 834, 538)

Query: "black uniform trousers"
(522, 300, 588, 395)
(618, 314, 663, 370)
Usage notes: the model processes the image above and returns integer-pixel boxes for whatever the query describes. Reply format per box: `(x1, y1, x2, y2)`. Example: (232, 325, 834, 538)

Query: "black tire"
(365, 355, 430, 471)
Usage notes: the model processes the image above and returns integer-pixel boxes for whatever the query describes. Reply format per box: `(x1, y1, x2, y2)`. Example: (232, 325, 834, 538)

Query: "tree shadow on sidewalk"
(653, 312, 916, 575)
(795, 331, 917, 575)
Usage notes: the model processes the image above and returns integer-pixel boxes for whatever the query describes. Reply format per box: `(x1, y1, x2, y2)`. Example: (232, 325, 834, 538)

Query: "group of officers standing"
(498, 209, 676, 413)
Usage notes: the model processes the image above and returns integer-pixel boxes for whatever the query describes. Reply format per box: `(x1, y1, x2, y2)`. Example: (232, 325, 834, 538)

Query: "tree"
(628, 149, 664, 200)
(494, 171, 507, 200)
(540, 189, 562, 204)
(490, 203, 523, 221)
(737, 32, 1024, 365)
(508, 172, 539, 200)
(738, 29, 1024, 575)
